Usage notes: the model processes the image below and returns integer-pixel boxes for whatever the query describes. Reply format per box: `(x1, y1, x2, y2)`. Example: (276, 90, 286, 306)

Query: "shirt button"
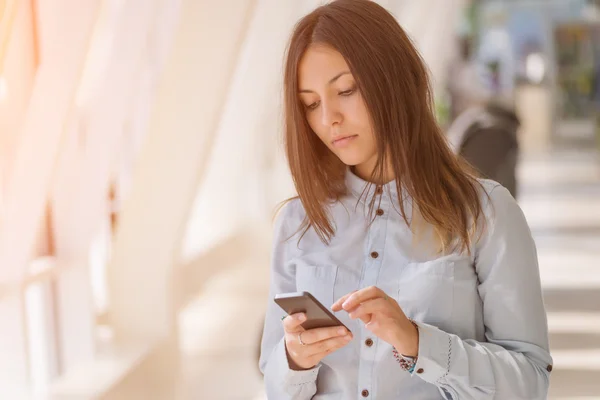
(371, 251, 379, 259)
(375, 187, 383, 195)
(365, 338, 374, 347)
(376, 209, 384, 216)
(416, 368, 424, 374)
(361, 389, 369, 397)
(547, 365, 553, 372)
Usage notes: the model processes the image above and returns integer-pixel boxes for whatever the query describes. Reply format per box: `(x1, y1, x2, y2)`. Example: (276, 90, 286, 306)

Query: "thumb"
(283, 312, 307, 333)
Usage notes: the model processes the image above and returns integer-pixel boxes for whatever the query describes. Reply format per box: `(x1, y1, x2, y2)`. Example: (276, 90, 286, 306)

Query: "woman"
(259, 1, 552, 399)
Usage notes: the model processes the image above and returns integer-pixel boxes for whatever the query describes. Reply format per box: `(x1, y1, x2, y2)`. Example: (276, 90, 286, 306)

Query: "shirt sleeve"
(411, 184, 553, 399)
(258, 201, 321, 399)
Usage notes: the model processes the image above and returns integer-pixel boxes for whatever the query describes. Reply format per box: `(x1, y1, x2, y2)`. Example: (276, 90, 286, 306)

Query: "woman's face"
(298, 45, 378, 178)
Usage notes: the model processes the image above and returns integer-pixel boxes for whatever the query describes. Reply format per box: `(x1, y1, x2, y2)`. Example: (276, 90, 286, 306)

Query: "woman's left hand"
(331, 286, 419, 357)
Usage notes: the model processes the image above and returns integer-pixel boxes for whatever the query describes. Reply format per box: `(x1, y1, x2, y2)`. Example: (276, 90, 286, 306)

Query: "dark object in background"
(448, 103, 520, 198)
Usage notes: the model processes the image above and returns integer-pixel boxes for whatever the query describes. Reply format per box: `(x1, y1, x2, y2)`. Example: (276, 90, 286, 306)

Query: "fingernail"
(338, 328, 346, 335)
(297, 314, 306, 321)
(344, 335, 352, 341)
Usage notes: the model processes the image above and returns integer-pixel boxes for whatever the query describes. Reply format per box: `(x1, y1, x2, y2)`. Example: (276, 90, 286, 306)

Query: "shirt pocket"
(295, 264, 339, 308)
(397, 256, 460, 326)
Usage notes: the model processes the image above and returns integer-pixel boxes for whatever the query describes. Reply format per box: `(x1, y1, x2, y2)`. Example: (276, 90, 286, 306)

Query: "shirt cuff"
(274, 337, 321, 386)
(411, 322, 452, 384)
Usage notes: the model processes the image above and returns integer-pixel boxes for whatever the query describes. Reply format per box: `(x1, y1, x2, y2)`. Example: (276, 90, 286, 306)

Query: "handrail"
(0, 256, 61, 301)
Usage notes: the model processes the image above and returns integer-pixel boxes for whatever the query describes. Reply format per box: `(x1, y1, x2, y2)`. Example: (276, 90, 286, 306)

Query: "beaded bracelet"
(392, 320, 419, 373)
(392, 348, 417, 373)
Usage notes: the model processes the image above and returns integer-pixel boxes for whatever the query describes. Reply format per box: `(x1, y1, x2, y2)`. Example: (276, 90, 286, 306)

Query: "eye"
(339, 87, 355, 96)
(305, 101, 320, 110)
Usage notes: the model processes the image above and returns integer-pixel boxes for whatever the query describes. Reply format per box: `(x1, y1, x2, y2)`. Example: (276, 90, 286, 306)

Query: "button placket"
(357, 188, 389, 398)
(369, 187, 389, 262)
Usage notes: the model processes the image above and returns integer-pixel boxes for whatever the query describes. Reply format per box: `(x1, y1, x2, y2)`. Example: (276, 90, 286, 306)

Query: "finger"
(284, 332, 303, 358)
(332, 291, 357, 311)
(301, 325, 350, 345)
(282, 313, 307, 333)
(348, 298, 387, 320)
(284, 328, 351, 360)
(304, 333, 353, 357)
(365, 320, 380, 330)
(341, 286, 384, 310)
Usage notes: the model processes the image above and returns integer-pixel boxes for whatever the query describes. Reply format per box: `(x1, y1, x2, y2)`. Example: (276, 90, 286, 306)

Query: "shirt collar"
(344, 167, 409, 206)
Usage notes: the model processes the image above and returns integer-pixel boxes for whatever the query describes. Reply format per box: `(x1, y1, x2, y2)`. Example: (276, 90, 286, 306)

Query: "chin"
(335, 153, 368, 167)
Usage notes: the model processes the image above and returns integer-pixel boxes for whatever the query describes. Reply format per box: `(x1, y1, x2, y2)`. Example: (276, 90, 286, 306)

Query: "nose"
(321, 101, 342, 127)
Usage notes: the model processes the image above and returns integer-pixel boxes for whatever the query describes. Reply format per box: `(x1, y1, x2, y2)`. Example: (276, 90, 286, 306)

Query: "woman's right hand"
(282, 313, 353, 370)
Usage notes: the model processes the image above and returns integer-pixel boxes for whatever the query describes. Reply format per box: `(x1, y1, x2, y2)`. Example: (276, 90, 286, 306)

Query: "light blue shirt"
(259, 169, 552, 399)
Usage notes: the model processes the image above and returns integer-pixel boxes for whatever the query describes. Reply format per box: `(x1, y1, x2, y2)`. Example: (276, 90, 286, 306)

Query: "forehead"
(298, 45, 350, 88)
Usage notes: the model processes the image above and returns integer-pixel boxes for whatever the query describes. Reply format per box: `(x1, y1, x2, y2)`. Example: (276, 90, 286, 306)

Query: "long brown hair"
(282, 0, 485, 254)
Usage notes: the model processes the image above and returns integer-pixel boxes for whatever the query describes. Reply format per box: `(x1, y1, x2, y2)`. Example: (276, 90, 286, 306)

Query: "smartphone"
(274, 291, 349, 331)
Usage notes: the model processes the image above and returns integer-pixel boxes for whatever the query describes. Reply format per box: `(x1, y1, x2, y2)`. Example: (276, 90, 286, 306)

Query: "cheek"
(343, 98, 375, 143)
(347, 96, 372, 129)
(306, 113, 329, 144)
(305, 113, 318, 132)
(349, 100, 377, 156)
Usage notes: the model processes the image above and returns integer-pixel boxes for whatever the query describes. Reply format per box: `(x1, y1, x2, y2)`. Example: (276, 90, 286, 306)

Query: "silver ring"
(298, 332, 307, 346)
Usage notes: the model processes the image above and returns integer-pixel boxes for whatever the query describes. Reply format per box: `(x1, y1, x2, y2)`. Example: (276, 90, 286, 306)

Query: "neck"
(352, 160, 395, 185)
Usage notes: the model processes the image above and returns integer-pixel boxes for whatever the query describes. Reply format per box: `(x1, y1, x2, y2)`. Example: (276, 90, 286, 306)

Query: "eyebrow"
(299, 71, 351, 93)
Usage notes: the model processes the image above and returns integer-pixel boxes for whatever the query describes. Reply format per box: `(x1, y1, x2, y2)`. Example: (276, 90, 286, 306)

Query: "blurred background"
(0, 0, 598, 398)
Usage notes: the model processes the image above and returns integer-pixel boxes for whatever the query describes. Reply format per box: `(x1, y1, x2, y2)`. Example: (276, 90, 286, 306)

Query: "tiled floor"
(178, 146, 600, 399)
(520, 148, 600, 399)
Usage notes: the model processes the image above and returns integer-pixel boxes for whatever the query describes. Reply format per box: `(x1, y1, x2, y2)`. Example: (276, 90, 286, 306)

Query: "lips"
(332, 134, 358, 148)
